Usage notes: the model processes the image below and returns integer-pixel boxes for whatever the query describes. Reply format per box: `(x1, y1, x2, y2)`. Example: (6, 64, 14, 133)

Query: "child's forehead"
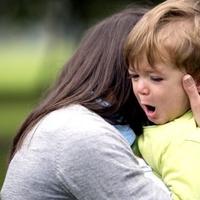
(130, 46, 176, 71)
(129, 54, 176, 73)
(130, 55, 157, 71)
(133, 57, 151, 70)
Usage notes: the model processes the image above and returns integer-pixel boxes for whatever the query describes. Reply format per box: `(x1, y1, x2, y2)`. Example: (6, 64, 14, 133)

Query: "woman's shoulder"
(30, 104, 122, 144)
(39, 104, 109, 131)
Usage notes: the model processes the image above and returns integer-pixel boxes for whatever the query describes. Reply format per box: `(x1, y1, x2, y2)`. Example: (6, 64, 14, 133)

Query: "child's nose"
(137, 80, 150, 95)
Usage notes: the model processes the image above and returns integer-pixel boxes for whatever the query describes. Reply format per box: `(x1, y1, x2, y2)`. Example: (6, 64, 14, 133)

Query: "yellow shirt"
(138, 111, 200, 200)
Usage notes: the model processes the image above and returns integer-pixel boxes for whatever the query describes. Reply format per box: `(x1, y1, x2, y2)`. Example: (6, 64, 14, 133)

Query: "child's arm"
(139, 117, 200, 200)
(161, 130, 200, 200)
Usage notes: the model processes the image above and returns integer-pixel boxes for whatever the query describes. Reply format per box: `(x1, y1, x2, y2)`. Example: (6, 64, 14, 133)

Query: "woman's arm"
(53, 104, 171, 200)
(183, 74, 200, 126)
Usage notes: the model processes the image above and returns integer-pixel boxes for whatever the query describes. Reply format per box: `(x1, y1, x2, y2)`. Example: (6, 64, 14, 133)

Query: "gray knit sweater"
(1, 104, 171, 200)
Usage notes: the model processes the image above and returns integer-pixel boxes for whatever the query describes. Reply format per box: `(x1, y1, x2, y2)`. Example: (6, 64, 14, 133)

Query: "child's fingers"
(183, 74, 200, 126)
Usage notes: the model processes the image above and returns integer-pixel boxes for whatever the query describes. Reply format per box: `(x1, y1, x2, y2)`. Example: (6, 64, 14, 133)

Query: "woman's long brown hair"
(10, 6, 148, 160)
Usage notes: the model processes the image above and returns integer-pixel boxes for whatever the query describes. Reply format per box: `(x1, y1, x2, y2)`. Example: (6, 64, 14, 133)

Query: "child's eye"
(129, 73, 139, 80)
(150, 76, 163, 82)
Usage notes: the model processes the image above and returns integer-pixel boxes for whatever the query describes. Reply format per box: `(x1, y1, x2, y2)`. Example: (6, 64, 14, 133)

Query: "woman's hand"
(183, 74, 200, 126)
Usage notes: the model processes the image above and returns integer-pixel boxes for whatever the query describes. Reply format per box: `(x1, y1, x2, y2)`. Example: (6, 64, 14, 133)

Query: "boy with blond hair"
(125, 0, 200, 199)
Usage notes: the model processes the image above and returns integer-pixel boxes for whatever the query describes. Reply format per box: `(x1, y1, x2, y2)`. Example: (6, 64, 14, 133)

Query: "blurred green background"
(0, 0, 162, 188)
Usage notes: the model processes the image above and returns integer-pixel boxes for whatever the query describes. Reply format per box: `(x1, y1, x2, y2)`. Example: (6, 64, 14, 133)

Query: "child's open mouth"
(145, 105, 156, 113)
(142, 104, 157, 122)
(142, 104, 156, 118)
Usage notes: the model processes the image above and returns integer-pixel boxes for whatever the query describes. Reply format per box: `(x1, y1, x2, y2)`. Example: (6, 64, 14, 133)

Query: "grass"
(0, 36, 75, 94)
(0, 100, 37, 137)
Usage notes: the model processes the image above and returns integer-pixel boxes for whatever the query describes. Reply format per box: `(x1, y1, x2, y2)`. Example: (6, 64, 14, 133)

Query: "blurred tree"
(0, 0, 164, 29)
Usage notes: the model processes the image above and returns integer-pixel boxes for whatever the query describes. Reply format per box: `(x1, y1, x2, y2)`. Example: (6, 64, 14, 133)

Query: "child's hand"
(183, 74, 200, 126)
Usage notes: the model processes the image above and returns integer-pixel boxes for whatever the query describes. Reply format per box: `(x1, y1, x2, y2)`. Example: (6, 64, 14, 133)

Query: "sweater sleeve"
(56, 124, 171, 200)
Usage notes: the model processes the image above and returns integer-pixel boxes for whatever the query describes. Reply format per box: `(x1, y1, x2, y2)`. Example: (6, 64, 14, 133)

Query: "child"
(125, 0, 200, 200)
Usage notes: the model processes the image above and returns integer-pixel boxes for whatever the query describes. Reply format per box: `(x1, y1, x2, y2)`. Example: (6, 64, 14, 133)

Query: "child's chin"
(148, 118, 168, 125)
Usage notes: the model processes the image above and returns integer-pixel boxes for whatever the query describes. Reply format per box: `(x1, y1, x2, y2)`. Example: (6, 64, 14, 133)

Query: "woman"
(1, 6, 199, 200)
